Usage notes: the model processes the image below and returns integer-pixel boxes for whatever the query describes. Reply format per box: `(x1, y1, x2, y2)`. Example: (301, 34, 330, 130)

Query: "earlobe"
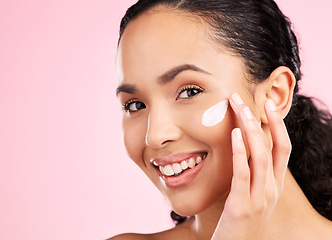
(260, 66, 296, 124)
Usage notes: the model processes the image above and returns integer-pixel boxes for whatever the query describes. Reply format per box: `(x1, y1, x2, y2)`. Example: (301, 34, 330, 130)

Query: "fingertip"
(232, 128, 246, 156)
(233, 128, 242, 140)
(264, 99, 281, 126)
(229, 93, 246, 120)
(266, 99, 277, 112)
(231, 93, 244, 105)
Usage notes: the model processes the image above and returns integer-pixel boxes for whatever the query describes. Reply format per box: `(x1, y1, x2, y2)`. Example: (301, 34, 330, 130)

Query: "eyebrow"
(116, 64, 210, 96)
(116, 84, 137, 96)
(159, 64, 211, 84)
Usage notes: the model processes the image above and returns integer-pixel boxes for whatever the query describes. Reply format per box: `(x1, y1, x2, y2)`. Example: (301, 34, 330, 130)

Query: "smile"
(159, 154, 206, 177)
(151, 152, 207, 188)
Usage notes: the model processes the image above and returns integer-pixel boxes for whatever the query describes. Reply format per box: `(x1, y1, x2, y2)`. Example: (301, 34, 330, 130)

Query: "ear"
(260, 66, 296, 124)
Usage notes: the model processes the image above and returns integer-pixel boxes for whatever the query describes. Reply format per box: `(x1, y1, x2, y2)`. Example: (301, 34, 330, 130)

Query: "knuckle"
(230, 205, 251, 219)
(255, 152, 270, 169)
(234, 171, 250, 183)
(233, 145, 247, 155)
(243, 119, 260, 135)
(236, 149, 247, 158)
(249, 123, 261, 135)
(252, 200, 266, 215)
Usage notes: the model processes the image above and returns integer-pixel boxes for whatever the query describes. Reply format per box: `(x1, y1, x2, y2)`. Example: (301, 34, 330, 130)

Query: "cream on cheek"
(201, 100, 229, 127)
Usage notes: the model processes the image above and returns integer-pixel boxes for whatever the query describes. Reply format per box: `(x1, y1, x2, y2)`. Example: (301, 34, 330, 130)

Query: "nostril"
(161, 139, 172, 145)
(145, 128, 181, 149)
(145, 111, 182, 149)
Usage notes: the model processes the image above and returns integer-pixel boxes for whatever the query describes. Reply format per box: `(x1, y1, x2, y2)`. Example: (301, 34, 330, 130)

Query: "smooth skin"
(212, 95, 289, 240)
(111, 9, 332, 240)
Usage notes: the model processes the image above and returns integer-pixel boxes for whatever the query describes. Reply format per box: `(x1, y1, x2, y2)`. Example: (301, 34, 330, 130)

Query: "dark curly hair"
(119, 0, 332, 224)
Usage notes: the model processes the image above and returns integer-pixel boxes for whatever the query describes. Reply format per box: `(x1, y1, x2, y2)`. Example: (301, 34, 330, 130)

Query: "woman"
(111, 0, 332, 239)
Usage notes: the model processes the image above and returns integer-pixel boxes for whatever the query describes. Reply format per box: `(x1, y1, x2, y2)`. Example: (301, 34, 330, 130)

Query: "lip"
(161, 158, 205, 188)
(151, 151, 207, 188)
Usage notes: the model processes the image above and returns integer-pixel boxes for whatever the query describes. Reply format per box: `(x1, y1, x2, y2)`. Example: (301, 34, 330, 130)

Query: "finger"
(265, 99, 291, 188)
(228, 92, 246, 131)
(230, 93, 270, 198)
(229, 128, 250, 200)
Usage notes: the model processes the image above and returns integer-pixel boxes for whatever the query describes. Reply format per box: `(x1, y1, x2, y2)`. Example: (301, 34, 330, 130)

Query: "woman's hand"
(211, 93, 292, 240)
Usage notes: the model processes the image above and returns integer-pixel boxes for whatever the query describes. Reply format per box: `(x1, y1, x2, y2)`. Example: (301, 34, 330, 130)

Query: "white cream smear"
(201, 100, 229, 127)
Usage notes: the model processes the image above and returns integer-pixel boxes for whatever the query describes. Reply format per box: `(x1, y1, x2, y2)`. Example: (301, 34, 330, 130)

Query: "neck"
(191, 169, 331, 240)
(193, 192, 227, 240)
(262, 169, 332, 240)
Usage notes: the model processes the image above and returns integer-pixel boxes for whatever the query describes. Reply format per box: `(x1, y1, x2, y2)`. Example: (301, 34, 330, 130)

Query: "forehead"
(119, 9, 208, 48)
(116, 10, 222, 83)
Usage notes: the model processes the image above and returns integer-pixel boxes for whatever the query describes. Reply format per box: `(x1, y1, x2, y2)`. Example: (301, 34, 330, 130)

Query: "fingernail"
(234, 128, 242, 140)
(242, 107, 253, 120)
(267, 99, 277, 111)
(231, 93, 244, 105)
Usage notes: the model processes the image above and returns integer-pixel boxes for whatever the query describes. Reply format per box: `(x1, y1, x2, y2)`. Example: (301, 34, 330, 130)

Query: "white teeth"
(196, 156, 202, 164)
(158, 154, 206, 176)
(159, 166, 164, 175)
(181, 160, 189, 170)
(188, 157, 196, 168)
(173, 163, 182, 174)
(163, 165, 174, 176)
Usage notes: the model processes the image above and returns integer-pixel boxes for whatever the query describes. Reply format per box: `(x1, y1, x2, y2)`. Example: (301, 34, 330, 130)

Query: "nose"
(145, 107, 182, 149)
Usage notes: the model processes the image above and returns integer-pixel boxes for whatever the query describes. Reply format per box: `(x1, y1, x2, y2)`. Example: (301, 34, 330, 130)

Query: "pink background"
(1, 0, 331, 239)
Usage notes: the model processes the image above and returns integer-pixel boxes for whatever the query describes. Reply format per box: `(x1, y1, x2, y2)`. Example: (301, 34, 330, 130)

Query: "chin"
(165, 181, 231, 218)
(171, 203, 204, 217)
(166, 192, 217, 217)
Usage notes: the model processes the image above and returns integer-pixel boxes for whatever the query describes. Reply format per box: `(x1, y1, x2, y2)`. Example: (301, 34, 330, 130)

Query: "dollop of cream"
(201, 100, 229, 127)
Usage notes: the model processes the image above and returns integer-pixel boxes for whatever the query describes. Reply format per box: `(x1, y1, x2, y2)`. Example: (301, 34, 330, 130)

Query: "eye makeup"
(201, 100, 229, 127)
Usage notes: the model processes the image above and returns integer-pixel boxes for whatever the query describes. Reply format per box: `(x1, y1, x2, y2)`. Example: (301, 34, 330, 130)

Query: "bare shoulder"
(107, 233, 153, 240)
(108, 219, 194, 240)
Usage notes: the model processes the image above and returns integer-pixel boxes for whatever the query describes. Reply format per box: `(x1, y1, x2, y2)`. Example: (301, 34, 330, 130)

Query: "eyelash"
(122, 99, 146, 113)
(122, 85, 204, 113)
(176, 85, 204, 100)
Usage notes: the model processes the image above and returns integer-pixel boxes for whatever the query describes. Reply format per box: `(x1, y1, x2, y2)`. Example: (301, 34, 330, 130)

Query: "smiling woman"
(110, 0, 332, 239)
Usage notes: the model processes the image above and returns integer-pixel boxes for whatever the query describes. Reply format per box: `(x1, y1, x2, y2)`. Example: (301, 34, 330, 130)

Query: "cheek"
(201, 100, 229, 127)
(177, 103, 237, 180)
(173, 108, 237, 213)
(197, 110, 235, 151)
(122, 119, 147, 166)
(178, 101, 237, 146)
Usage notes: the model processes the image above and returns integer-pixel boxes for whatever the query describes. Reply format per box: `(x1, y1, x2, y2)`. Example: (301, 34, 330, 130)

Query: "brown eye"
(123, 101, 146, 113)
(177, 86, 204, 99)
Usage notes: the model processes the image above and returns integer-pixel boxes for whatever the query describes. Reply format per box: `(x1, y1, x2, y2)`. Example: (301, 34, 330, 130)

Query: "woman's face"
(116, 10, 258, 216)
